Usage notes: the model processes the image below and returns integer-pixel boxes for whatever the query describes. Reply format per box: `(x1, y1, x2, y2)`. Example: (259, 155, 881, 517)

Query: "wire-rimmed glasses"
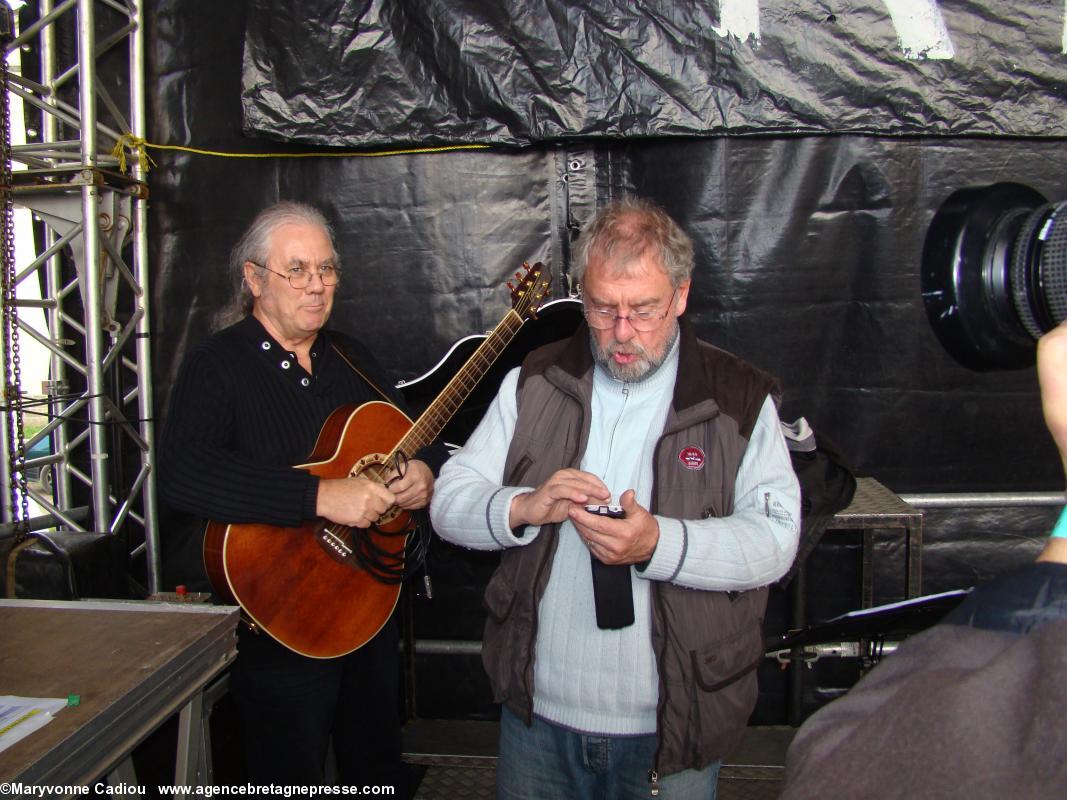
(250, 260, 341, 289)
(583, 289, 678, 332)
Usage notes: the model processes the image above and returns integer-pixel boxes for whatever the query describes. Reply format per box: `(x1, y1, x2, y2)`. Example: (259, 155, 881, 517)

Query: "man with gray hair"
(159, 201, 438, 789)
(430, 197, 801, 798)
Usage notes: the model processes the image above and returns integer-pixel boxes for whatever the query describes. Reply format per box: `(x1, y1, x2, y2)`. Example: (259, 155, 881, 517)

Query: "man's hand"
(569, 489, 660, 565)
(384, 459, 435, 510)
(1037, 320, 1067, 481)
(509, 469, 611, 529)
(316, 475, 396, 528)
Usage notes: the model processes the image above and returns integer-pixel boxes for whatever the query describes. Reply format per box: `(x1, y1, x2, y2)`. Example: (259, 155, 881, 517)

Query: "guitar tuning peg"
(514, 271, 523, 281)
(507, 281, 515, 291)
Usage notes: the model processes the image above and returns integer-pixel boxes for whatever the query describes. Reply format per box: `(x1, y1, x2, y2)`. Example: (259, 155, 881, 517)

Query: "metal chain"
(1, 31, 29, 540)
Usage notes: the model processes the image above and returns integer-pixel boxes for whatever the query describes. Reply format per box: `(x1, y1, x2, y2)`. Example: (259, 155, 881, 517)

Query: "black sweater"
(157, 315, 431, 590)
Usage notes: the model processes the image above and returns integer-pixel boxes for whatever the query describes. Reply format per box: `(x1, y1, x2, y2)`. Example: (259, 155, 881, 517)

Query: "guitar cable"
(349, 509, 432, 586)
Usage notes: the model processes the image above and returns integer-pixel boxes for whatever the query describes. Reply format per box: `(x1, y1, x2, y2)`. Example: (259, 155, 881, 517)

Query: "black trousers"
(229, 618, 405, 790)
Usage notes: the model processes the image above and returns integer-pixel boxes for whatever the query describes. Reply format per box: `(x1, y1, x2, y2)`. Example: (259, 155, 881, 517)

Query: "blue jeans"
(496, 707, 720, 799)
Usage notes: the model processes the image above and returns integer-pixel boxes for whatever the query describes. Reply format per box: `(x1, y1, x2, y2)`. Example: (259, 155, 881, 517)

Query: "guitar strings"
(321, 267, 549, 586)
(323, 449, 430, 584)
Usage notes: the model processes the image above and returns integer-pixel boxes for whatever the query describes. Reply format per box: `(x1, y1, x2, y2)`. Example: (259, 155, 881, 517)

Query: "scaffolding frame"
(1, 0, 159, 592)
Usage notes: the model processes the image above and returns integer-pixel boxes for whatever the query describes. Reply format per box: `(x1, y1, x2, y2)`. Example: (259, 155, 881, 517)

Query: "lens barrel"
(922, 182, 1067, 370)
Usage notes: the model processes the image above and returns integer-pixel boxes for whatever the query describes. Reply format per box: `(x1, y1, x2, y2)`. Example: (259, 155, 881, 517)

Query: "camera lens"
(922, 183, 1067, 371)
(1010, 201, 1067, 340)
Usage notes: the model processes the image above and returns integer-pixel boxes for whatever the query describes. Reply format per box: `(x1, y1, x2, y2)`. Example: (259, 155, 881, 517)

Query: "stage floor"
(403, 720, 794, 800)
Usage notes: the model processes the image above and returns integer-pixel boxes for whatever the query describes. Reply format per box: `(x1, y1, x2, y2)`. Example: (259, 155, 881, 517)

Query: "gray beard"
(590, 322, 679, 383)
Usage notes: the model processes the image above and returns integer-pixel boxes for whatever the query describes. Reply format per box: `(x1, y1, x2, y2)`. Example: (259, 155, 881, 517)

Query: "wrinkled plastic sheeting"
(242, 0, 1067, 147)
(623, 135, 1067, 494)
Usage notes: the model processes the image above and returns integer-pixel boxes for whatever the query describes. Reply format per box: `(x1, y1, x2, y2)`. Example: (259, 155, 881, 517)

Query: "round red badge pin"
(679, 446, 706, 470)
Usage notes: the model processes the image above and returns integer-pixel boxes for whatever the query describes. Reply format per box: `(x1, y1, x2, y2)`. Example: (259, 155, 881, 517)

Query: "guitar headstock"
(507, 261, 552, 320)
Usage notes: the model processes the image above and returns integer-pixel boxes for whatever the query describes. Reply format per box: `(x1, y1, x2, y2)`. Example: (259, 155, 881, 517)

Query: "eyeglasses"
(583, 289, 677, 332)
(250, 260, 341, 289)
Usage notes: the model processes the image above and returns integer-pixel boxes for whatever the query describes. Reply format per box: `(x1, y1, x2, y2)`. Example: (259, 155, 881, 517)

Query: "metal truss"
(1, 0, 159, 593)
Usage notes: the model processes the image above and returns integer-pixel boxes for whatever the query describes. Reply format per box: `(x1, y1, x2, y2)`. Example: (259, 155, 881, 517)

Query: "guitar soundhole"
(352, 452, 403, 526)
(377, 506, 401, 525)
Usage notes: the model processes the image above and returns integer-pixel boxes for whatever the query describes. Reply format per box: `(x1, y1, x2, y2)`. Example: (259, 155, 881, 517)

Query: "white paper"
(0, 695, 68, 753)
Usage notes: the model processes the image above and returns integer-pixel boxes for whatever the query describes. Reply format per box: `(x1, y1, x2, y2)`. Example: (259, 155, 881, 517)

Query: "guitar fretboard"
(398, 309, 526, 456)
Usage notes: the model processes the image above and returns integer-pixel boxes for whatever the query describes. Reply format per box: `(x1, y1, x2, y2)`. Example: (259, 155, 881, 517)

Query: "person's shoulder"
(690, 335, 777, 389)
(781, 617, 1067, 799)
(176, 318, 263, 379)
(680, 332, 779, 429)
(323, 328, 401, 401)
(328, 327, 373, 358)
(194, 319, 254, 360)
(524, 335, 572, 366)
(945, 560, 1067, 633)
(325, 328, 389, 376)
(520, 329, 590, 384)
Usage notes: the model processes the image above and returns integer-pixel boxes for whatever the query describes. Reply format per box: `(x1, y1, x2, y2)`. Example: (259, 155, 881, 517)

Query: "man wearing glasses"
(431, 197, 801, 799)
(158, 201, 438, 789)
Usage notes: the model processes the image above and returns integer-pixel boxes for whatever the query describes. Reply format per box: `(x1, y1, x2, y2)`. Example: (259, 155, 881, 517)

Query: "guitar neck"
(399, 309, 526, 455)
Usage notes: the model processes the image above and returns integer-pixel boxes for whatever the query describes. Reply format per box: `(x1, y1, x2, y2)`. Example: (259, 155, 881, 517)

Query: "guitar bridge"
(316, 523, 356, 566)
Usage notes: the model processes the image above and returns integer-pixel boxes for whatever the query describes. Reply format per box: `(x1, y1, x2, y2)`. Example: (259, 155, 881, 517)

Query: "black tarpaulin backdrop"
(148, 0, 1065, 723)
(242, 0, 1067, 145)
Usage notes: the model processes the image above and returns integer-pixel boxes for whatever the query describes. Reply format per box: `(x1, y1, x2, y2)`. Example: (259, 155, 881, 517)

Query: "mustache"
(606, 342, 647, 357)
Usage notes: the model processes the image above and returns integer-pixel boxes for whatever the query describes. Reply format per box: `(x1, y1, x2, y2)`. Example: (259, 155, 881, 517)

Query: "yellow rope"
(110, 133, 491, 174)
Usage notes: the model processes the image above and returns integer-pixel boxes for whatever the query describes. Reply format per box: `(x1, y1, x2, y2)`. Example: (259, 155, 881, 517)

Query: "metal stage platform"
(402, 719, 794, 800)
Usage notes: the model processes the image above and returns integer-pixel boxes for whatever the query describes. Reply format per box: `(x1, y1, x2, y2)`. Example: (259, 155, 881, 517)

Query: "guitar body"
(204, 401, 413, 659)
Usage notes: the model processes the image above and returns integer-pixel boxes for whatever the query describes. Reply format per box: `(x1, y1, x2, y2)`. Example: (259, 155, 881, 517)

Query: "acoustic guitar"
(203, 262, 552, 659)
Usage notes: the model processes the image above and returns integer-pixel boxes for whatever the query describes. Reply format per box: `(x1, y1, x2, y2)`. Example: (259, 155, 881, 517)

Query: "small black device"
(583, 505, 634, 629)
(585, 504, 625, 518)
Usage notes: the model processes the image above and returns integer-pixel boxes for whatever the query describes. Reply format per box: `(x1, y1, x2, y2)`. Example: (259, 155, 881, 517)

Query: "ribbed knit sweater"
(157, 315, 412, 590)
(531, 342, 678, 734)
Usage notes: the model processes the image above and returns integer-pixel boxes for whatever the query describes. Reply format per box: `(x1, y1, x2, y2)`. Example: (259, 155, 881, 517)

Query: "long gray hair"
(571, 197, 694, 290)
(214, 201, 339, 329)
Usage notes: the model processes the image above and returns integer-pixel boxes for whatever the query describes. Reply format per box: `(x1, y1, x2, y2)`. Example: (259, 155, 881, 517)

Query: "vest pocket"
(690, 623, 764, 692)
(483, 562, 519, 623)
(481, 559, 525, 705)
(682, 621, 763, 767)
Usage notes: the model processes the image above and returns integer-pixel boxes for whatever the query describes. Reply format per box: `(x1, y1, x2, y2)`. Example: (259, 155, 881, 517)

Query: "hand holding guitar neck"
(384, 458, 435, 511)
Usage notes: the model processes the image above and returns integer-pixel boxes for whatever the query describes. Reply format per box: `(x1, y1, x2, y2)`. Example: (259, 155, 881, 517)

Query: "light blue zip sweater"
(532, 339, 680, 734)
